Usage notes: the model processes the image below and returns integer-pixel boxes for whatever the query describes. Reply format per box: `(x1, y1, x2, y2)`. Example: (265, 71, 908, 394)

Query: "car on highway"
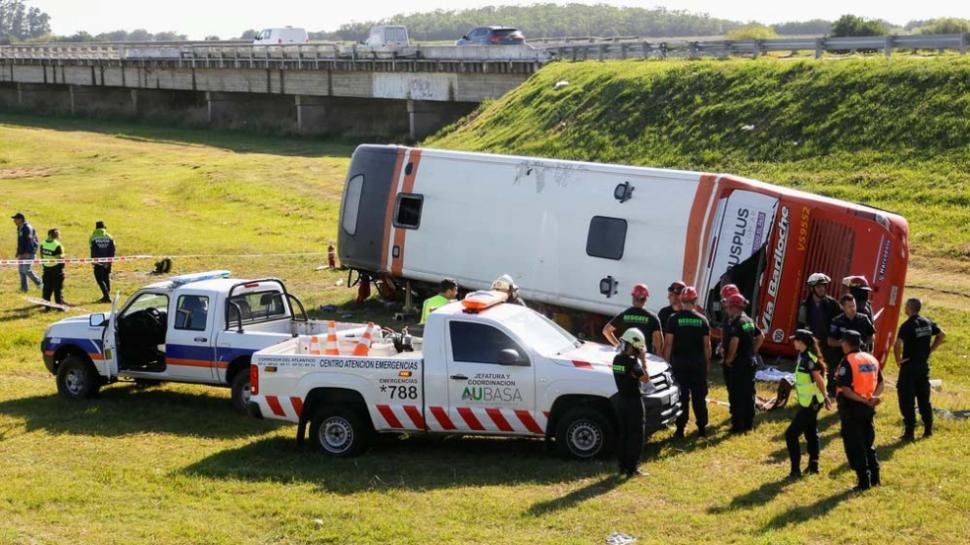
(364, 25, 410, 47)
(456, 26, 526, 46)
(253, 27, 308, 45)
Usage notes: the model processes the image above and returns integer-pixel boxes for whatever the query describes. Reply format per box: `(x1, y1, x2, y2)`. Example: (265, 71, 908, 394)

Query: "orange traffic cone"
(308, 335, 322, 355)
(325, 320, 340, 356)
(352, 322, 375, 356)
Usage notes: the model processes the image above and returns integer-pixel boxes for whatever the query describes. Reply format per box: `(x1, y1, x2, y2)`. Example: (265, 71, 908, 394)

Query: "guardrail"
(546, 33, 968, 60)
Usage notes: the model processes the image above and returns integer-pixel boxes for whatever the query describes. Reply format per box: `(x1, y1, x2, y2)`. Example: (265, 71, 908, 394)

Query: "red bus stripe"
(289, 397, 303, 417)
(265, 395, 285, 417)
(457, 407, 484, 430)
(391, 149, 422, 277)
(379, 148, 406, 273)
(682, 173, 718, 287)
(485, 407, 513, 432)
(430, 406, 456, 430)
(377, 404, 403, 428)
(403, 405, 426, 430)
(515, 410, 544, 434)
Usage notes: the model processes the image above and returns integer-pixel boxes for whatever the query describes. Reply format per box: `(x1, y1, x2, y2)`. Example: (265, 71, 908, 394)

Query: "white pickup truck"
(41, 270, 338, 413)
(249, 292, 682, 459)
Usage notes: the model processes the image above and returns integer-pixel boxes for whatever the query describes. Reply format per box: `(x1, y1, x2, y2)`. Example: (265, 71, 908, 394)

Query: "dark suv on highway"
(456, 26, 526, 46)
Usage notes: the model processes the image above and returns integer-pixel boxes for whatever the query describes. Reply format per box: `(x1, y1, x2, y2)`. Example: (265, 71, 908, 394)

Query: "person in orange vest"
(835, 329, 885, 491)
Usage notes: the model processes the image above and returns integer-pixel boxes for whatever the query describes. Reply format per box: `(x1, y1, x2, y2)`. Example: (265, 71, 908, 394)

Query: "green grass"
(1, 80, 969, 545)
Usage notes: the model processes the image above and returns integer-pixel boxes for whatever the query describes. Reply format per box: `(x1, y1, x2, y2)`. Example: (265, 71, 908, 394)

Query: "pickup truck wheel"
(309, 406, 371, 457)
(56, 356, 101, 400)
(230, 371, 251, 415)
(555, 407, 614, 460)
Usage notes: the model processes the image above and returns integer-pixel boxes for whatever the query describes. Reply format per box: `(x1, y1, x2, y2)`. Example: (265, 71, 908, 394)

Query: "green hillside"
(427, 57, 970, 260)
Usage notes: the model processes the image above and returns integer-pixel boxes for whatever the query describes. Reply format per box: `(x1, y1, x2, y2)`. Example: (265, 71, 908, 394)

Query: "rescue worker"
(664, 286, 711, 438)
(657, 281, 685, 328)
(842, 275, 874, 322)
(716, 284, 740, 391)
(11, 212, 42, 293)
(836, 330, 884, 491)
(612, 327, 649, 477)
(784, 329, 832, 478)
(491, 274, 527, 306)
(39, 228, 66, 308)
(827, 294, 875, 394)
(798, 273, 842, 386)
(723, 293, 763, 433)
(894, 298, 945, 440)
(603, 283, 663, 356)
(90, 220, 115, 303)
(419, 278, 458, 324)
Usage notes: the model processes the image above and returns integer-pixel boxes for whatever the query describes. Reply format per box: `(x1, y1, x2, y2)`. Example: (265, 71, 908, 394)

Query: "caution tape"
(0, 252, 330, 267)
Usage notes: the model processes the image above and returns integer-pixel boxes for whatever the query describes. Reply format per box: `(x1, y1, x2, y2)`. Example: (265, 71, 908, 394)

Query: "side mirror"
(462, 35, 469, 40)
(89, 313, 106, 327)
(497, 348, 528, 366)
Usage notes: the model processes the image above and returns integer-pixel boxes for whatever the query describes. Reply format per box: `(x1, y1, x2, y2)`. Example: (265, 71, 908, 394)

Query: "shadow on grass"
(708, 476, 798, 513)
(828, 435, 916, 476)
(526, 474, 625, 515)
(765, 411, 841, 463)
(0, 112, 364, 158)
(179, 433, 613, 493)
(0, 384, 280, 439)
(0, 305, 43, 323)
(762, 489, 855, 529)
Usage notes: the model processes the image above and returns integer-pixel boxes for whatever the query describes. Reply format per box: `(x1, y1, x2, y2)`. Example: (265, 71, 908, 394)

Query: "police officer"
(11, 212, 42, 293)
(827, 294, 875, 394)
(784, 329, 832, 478)
(836, 330, 884, 491)
(90, 220, 116, 303)
(612, 328, 649, 477)
(894, 298, 945, 440)
(723, 293, 763, 433)
(657, 281, 685, 328)
(419, 278, 458, 325)
(664, 286, 711, 438)
(603, 283, 663, 356)
(39, 228, 66, 309)
(842, 275, 874, 322)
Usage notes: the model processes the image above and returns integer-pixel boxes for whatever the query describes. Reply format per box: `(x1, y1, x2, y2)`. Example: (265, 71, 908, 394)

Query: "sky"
(36, 0, 970, 39)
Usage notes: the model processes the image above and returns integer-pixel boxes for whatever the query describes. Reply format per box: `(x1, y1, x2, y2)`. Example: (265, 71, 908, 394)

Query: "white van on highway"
(364, 25, 410, 47)
(253, 27, 309, 45)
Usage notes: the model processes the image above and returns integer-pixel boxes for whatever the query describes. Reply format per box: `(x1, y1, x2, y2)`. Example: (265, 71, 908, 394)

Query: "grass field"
(0, 92, 968, 545)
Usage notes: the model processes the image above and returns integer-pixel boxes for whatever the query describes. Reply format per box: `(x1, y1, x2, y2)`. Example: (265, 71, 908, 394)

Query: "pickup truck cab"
(42, 270, 326, 412)
(249, 291, 682, 459)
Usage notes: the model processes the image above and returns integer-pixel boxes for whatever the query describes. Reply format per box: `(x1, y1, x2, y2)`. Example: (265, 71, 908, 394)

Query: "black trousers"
(897, 361, 933, 432)
(41, 266, 64, 304)
(785, 403, 821, 468)
(612, 395, 645, 473)
(839, 401, 879, 478)
(728, 359, 756, 431)
(823, 346, 843, 397)
(93, 264, 111, 298)
(673, 361, 708, 431)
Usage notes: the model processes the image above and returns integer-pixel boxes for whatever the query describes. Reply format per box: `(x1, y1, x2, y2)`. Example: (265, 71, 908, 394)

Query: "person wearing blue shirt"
(11, 212, 42, 293)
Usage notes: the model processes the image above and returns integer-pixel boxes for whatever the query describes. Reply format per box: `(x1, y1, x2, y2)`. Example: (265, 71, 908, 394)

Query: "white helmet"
(491, 274, 516, 292)
(806, 273, 831, 287)
(620, 328, 646, 351)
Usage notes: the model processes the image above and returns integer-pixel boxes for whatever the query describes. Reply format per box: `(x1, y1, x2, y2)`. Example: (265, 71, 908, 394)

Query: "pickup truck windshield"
(504, 310, 579, 355)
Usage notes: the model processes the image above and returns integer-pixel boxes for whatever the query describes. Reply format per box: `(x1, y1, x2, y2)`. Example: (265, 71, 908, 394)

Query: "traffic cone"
(352, 322, 375, 356)
(325, 320, 340, 356)
(308, 335, 322, 355)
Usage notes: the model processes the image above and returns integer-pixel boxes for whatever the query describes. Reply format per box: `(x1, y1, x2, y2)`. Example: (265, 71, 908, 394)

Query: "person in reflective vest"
(419, 278, 458, 325)
(784, 329, 832, 478)
(836, 329, 884, 491)
(39, 228, 66, 308)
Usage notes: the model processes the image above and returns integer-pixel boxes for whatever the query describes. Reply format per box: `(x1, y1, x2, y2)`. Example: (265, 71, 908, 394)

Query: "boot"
(788, 461, 802, 480)
(853, 470, 871, 492)
(673, 427, 685, 439)
(870, 467, 881, 486)
(901, 428, 915, 442)
(805, 460, 819, 475)
(923, 423, 933, 438)
(697, 426, 707, 437)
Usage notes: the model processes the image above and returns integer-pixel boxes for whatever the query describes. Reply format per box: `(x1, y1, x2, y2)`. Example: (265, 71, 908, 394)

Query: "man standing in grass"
(836, 330, 883, 491)
(40, 228, 67, 309)
(612, 328, 648, 478)
(664, 286, 712, 438)
(11, 212, 42, 293)
(603, 283, 663, 356)
(420, 278, 458, 325)
(894, 298, 945, 441)
(90, 221, 116, 303)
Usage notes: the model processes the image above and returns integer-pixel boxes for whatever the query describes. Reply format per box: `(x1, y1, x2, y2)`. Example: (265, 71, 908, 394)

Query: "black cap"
(667, 281, 686, 294)
(11, 212, 24, 220)
(95, 220, 105, 229)
(788, 329, 815, 344)
(841, 330, 863, 346)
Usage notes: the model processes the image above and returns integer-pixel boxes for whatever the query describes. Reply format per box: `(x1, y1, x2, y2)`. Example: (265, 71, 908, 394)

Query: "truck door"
(99, 297, 120, 378)
(443, 320, 538, 435)
(165, 292, 217, 382)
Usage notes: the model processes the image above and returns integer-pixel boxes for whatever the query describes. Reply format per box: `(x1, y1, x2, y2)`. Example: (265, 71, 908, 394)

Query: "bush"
(726, 23, 778, 41)
(831, 14, 887, 37)
(915, 18, 970, 35)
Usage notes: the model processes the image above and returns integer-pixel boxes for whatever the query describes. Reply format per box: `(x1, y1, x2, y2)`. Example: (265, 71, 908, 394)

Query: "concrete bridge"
(0, 43, 549, 139)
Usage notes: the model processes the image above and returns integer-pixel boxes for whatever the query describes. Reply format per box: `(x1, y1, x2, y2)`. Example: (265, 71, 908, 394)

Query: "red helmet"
(667, 281, 686, 294)
(680, 286, 699, 303)
(725, 293, 748, 309)
(631, 283, 649, 299)
(719, 284, 740, 299)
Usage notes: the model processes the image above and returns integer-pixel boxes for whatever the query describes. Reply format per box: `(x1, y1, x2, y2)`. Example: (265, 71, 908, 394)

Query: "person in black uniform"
(664, 286, 711, 438)
(836, 330, 884, 491)
(716, 283, 740, 424)
(784, 329, 832, 478)
(723, 293, 763, 433)
(843, 275, 874, 322)
(603, 283, 663, 356)
(798, 273, 842, 371)
(612, 328, 649, 477)
(827, 294, 875, 394)
(894, 298, 946, 440)
(657, 281, 685, 329)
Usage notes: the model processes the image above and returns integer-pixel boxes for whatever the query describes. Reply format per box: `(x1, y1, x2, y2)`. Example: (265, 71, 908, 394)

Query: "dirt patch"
(0, 167, 54, 179)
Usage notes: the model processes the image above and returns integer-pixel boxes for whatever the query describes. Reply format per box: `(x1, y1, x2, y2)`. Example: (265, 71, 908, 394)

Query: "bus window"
(394, 194, 424, 229)
(586, 216, 627, 260)
(341, 174, 364, 236)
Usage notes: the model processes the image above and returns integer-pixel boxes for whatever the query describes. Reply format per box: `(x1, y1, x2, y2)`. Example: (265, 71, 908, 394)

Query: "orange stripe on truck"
(379, 148, 406, 273)
(391, 149, 422, 277)
(682, 174, 718, 287)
